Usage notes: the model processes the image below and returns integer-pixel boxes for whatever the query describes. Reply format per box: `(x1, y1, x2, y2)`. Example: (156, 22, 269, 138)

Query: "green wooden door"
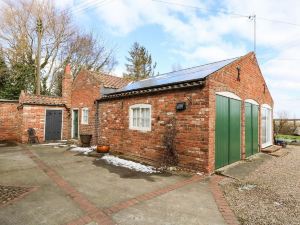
(73, 110, 78, 139)
(245, 103, 259, 157)
(229, 99, 241, 164)
(215, 95, 229, 169)
(252, 105, 259, 154)
(245, 103, 253, 157)
(215, 95, 241, 169)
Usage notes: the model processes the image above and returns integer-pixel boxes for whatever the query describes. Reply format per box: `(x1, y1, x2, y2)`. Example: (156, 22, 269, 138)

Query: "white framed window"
(129, 104, 151, 131)
(81, 108, 89, 125)
(261, 104, 272, 148)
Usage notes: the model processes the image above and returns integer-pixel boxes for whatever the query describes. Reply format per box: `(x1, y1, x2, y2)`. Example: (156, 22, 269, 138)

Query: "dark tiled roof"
(20, 94, 65, 106)
(88, 71, 130, 89)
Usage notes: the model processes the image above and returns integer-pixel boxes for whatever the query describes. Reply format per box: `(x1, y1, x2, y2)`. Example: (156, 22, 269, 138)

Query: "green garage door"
(215, 95, 241, 169)
(245, 102, 259, 157)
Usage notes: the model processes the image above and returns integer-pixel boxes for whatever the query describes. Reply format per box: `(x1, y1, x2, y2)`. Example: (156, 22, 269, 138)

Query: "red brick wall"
(98, 86, 210, 172)
(97, 52, 273, 173)
(71, 70, 101, 144)
(0, 101, 20, 141)
(207, 52, 273, 172)
(20, 105, 69, 143)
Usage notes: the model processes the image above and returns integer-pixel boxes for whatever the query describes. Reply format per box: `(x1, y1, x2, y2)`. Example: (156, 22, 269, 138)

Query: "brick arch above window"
(245, 99, 259, 105)
(216, 91, 241, 101)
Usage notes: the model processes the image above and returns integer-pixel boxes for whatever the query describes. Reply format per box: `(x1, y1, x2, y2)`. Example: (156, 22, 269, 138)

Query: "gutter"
(96, 79, 205, 102)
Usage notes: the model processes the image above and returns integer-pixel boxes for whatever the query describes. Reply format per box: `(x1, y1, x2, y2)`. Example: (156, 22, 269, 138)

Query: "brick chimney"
(62, 64, 72, 108)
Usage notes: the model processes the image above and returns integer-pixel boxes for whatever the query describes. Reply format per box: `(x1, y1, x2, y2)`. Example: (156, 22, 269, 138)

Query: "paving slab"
(36, 147, 188, 208)
(0, 144, 85, 225)
(0, 143, 230, 225)
(113, 180, 227, 225)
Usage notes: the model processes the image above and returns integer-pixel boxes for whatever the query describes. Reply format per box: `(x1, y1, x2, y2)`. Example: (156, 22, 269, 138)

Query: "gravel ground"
(221, 145, 300, 225)
(0, 185, 32, 206)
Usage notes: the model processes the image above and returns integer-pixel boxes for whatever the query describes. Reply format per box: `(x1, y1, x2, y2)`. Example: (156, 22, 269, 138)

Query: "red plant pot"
(97, 145, 110, 153)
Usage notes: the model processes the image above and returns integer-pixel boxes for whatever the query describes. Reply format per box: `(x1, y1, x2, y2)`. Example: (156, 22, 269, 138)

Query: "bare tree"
(275, 111, 289, 134)
(0, 0, 116, 96)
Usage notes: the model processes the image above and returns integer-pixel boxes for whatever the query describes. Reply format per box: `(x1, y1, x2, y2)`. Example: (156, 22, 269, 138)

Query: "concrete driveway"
(0, 143, 227, 225)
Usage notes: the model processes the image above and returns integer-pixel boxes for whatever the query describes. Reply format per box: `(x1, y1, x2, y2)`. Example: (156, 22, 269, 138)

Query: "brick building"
(0, 65, 128, 143)
(96, 52, 273, 173)
(70, 70, 129, 144)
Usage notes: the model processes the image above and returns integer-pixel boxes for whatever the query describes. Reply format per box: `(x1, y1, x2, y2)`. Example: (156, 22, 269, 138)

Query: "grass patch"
(276, 134, 300, 141)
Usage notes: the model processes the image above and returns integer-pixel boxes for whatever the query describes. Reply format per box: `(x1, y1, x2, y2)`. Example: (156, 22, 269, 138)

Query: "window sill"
(129, 127, 151, 132)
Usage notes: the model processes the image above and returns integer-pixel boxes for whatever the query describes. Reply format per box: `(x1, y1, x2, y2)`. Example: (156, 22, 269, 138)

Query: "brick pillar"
(62, 64, 72, 108)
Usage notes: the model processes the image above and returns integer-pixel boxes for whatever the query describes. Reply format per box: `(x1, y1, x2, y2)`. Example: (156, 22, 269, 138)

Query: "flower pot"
(97, 145, 110, 153)
(80, 134, 92, 147)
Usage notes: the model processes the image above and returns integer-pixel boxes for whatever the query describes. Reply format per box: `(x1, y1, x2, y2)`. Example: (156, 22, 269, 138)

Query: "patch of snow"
(70, 144, 77, 148)
(70, 146, 93, 154)
(40, 143, 62, 146)
(100, 155, 158, 174)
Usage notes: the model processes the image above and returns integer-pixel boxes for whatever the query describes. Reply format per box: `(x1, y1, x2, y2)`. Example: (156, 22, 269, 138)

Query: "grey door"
(45, 110, 62, 141)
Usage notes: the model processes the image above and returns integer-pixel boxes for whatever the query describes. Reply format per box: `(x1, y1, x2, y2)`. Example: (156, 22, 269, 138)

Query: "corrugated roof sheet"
(115, 56, 239, 93)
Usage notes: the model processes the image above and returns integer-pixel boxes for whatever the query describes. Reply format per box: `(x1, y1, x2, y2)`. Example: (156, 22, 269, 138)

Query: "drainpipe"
(95, 100, 99, 145)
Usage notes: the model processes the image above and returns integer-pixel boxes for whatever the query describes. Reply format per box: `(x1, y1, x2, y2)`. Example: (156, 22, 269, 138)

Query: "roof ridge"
(140, 56, 241, 81)
(24, 93, 62, 98)
(88, 70, 124, 80)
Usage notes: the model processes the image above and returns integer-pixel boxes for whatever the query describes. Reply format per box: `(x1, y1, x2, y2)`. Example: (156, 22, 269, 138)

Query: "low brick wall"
(0, 101, 20, 141)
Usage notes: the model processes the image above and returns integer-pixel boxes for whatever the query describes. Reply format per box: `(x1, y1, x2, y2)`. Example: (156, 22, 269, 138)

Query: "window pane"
(145, 108, 150, 127)
(82, 109, 88, 124)
(141, 108, 145, 127)
(266, 109, 271, 143)
(262, 108, 267, 144)
(133, 109, 137, 126)
(137, 108, 140, 127)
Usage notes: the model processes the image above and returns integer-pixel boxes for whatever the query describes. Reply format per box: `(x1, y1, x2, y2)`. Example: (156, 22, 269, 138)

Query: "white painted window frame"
(129, 104, 152, 132)
(81, 108, 89, 125)
(261, 104, 272, 148)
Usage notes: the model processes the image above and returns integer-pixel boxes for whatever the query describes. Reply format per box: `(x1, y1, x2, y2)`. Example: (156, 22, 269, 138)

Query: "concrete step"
(261, 145, 282, 153)
(269, 149, 289, 157)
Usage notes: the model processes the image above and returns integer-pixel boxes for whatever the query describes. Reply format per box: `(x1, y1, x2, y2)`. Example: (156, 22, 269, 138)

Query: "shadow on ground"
(92, 158, 172, 182)
(0, 141, 18, 147)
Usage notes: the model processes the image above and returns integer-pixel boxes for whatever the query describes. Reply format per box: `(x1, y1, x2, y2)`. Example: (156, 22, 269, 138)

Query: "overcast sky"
(58, 0, 299, 118)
